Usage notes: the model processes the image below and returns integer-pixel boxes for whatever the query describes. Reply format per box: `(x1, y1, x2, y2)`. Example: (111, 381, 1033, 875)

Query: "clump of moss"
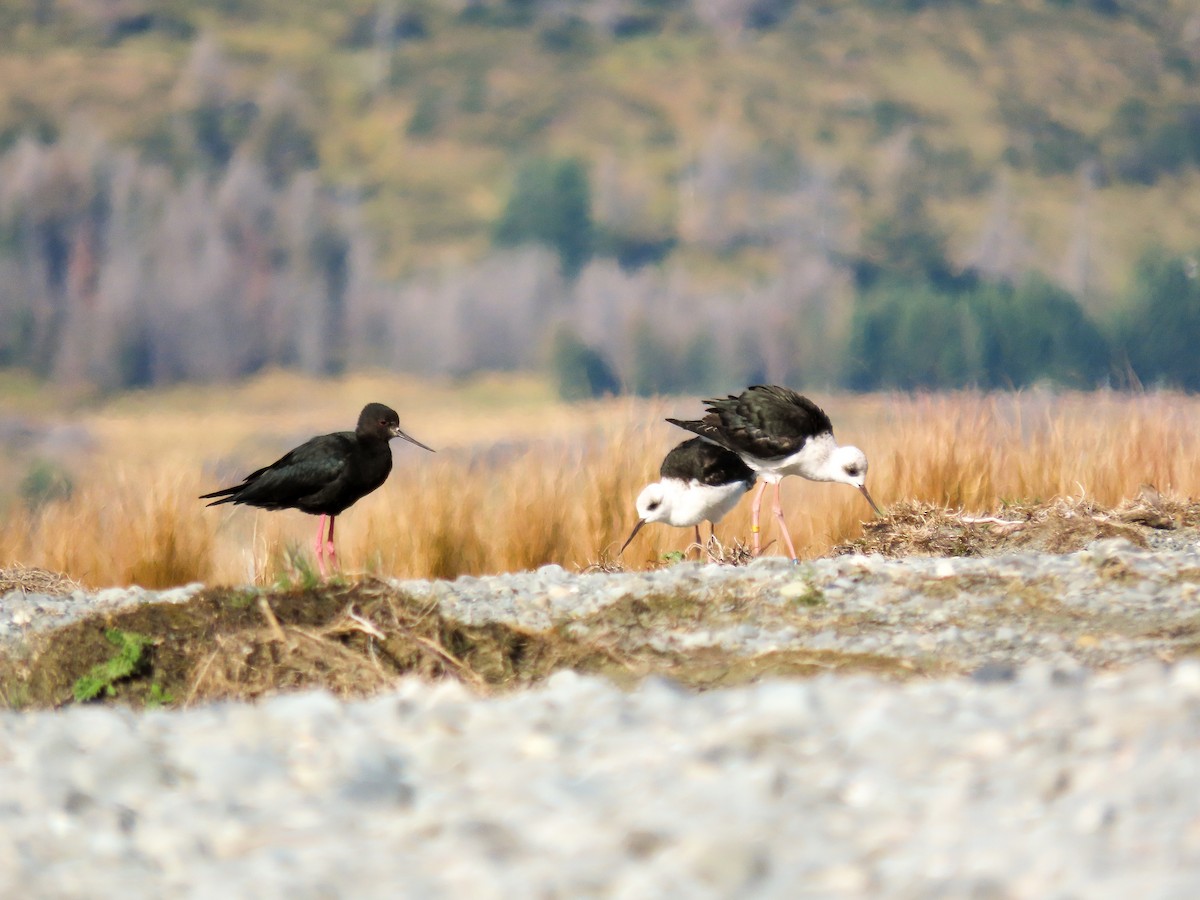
(73, 629, 152, 702)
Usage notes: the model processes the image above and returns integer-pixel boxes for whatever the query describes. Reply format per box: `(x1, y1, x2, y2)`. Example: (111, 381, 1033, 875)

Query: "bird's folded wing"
(714, 389, 832, 458)
(232, 436, 351, 507)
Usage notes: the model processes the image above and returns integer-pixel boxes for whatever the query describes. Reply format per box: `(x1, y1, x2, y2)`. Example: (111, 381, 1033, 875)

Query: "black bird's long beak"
(619, 519, 647, 556)
(392, 425, 435, 452)
(859, 484, 882, 517)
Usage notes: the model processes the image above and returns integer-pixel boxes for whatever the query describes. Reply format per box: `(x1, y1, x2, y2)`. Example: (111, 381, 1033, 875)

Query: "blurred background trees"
(494, 157, 594, 277)
(0, 0, 1198, 397)
(1119, 249, 1200, 390)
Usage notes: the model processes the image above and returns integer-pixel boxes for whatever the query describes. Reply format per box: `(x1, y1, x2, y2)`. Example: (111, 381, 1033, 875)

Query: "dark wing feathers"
(660, 437, 755, 487)
(663, 417, 739, 454)
(201, 433, 354, 511)
(667, 385, 833, 461)
(742, 385, 833, 432)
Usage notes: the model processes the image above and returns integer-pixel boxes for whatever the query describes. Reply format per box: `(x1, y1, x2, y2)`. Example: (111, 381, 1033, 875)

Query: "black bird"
(667, 385, 880, 561)
(201, 402, 433, 576)
(620, 437, 757, 556)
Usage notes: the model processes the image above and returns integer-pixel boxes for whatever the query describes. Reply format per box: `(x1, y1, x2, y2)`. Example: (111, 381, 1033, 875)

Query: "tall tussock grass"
(3, 468, 216, 589)
(2, 390, 1199, 588)
(334, 422, 665, 580)
(878, 391, 1199, 508)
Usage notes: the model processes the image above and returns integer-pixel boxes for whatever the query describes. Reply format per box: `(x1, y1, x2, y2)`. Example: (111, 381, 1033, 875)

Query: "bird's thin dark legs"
(693, 524, 702, 558)
(772, 481, 799, 562)
(750, 481, 768, 554)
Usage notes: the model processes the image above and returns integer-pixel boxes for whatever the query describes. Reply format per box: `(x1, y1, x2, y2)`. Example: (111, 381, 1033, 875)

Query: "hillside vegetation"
(1, 0, 1199, 392)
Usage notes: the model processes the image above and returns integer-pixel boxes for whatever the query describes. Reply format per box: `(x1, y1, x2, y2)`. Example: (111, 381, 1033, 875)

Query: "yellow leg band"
(750, 525, 760, 533)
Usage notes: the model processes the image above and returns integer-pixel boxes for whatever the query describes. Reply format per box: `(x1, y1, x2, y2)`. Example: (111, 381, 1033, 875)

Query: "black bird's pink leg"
(325, 515, 338, 572)
(314, 514, 329, 577)
(750, 481, 768, 554)
(772, 481, 799, 562)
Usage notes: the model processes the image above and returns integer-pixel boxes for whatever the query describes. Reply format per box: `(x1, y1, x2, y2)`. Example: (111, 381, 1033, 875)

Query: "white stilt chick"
(620, 438, 756, 556)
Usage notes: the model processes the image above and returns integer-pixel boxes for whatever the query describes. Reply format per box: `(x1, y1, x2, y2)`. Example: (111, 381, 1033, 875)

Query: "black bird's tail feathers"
(199, 485, 243, 506)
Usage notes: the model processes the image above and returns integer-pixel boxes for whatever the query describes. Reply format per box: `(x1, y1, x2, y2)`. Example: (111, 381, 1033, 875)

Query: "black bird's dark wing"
(201, 432, 355, 512)
(660, 438, 755, 487)
(667, 385, 833, 460)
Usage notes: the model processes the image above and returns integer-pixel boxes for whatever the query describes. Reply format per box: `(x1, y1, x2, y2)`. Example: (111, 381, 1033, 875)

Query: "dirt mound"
(0, 581, 599, 710)
(836, 490, 1200, 558)
(0, 577, 940, 711)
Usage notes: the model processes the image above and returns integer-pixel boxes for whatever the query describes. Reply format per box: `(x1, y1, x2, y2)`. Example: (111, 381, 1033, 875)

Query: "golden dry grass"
(2, 376, 1200, 588)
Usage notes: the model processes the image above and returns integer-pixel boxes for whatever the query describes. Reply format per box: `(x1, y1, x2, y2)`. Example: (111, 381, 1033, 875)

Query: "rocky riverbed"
(1, 501, 1199, 896)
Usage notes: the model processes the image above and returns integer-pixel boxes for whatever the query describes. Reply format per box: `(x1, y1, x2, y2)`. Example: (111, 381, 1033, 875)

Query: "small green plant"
(144, 683, 175, 708)
(225, 588, 259, 609)
(0, 682, 32, 711)
(273, 545, 322, 591)
(660, 550, 686, 565)
(792, 586, 825, 607)
(781, 570, 825, 607)
(72, 629, 152, 702)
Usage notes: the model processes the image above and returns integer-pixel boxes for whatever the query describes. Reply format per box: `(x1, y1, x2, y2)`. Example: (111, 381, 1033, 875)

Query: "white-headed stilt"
(620, 437, 756, 557)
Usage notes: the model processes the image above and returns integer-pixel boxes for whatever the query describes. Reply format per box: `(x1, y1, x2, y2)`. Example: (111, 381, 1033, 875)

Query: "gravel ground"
(3, 536, 1200, 896)
(2, 663, 1200, 897)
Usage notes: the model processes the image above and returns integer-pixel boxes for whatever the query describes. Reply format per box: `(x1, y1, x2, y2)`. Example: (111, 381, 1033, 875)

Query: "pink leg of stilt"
(773, 481, 799, 561)
(325, 515, 338, 572)
(750, 481, 768, 554)
(314, 514, 328, 577)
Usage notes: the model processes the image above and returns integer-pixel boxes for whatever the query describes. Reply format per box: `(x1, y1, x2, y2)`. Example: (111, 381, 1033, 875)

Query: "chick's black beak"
(859, 484, 882, 517)
(619, 519, 647, 556)
(392, 425, 435, 452)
